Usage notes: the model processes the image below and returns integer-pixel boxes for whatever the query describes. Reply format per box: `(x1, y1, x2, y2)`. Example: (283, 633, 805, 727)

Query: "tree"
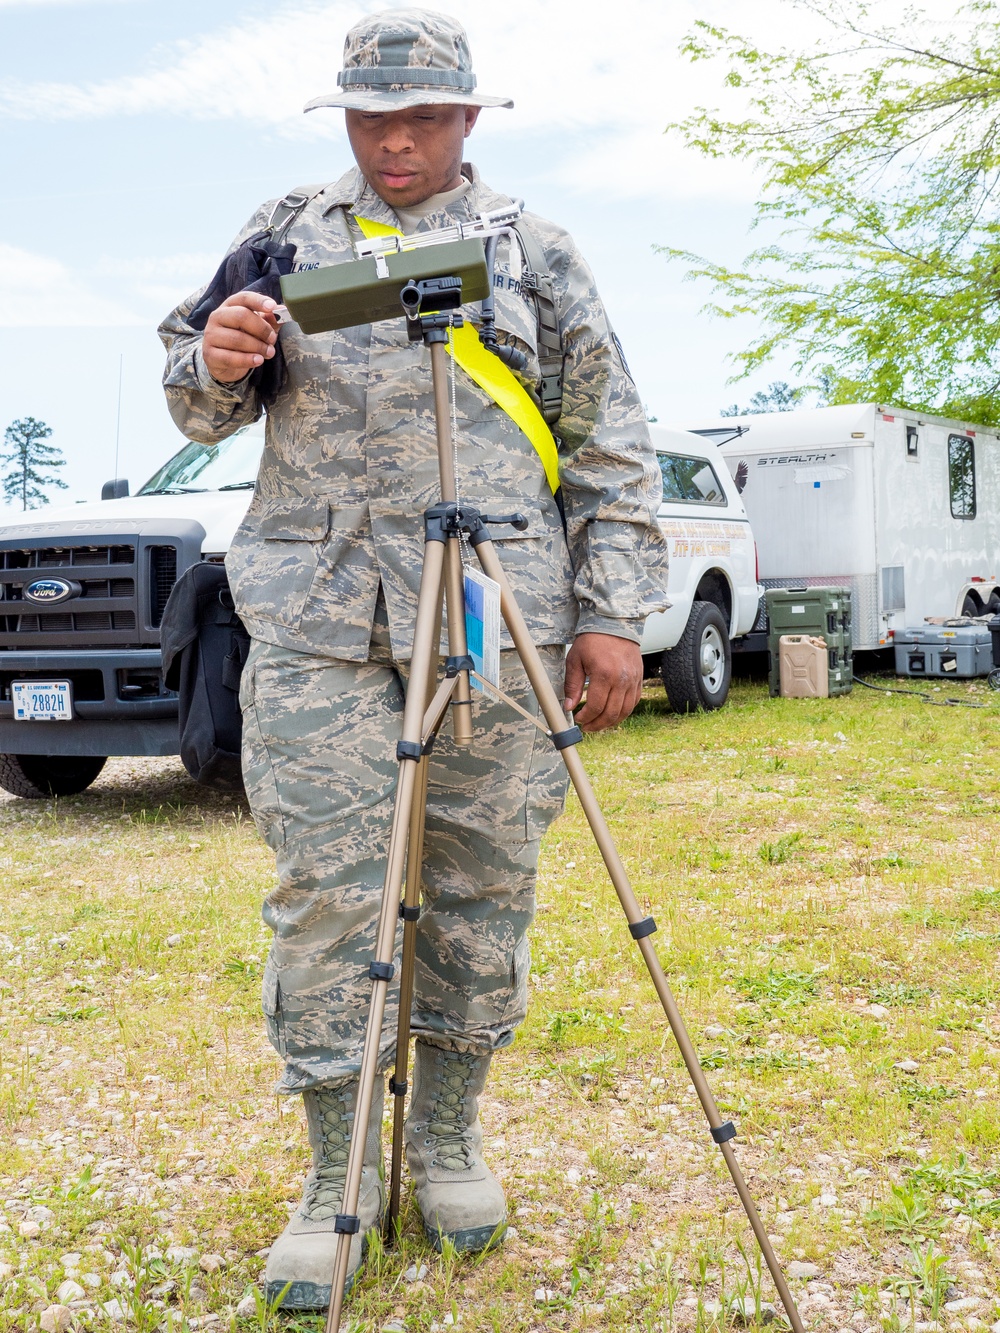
(664, 0, 1000, 425)
(1, 418, 67, 511)
(720, 380, 807, 416)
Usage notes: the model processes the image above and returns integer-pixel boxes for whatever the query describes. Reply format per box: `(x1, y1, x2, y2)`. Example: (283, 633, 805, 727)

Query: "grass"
(1, 673, 999, 1331)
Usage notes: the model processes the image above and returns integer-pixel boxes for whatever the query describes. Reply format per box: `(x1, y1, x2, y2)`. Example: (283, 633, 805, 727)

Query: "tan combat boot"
(404, 1041, 507, 1253)
(264, 1080, 384, 1309)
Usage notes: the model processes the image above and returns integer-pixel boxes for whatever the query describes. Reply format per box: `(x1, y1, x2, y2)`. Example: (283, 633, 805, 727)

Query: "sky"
(0, 0, 835, 509)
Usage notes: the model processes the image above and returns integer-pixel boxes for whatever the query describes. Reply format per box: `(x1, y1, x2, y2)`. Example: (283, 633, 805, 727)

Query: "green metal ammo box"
(280, 239, 490, 334)
(766, 587, 853, 697)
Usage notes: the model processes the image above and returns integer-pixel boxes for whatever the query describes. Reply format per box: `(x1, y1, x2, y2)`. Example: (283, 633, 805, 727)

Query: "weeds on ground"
(1, 680, 999, 1329)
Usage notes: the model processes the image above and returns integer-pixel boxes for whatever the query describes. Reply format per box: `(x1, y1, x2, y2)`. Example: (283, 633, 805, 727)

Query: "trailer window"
(947, 434, 976, 519)
(658, 453, 726, 506)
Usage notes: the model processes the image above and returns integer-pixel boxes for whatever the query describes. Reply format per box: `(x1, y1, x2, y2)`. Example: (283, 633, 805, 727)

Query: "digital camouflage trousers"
(239, 595, 568, 1092)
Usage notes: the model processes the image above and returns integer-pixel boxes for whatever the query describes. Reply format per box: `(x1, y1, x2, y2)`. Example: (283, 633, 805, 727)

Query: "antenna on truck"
(114, 354, 123, 479)
(690, 424, 751, 448)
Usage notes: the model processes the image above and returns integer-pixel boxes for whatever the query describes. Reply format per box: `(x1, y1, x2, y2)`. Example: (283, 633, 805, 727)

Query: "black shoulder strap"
(511, 220, 564, 428)
(266, 182, 329, 242)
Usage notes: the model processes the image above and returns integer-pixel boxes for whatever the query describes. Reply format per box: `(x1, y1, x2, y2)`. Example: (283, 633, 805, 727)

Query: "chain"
(447, 316, 473, 569)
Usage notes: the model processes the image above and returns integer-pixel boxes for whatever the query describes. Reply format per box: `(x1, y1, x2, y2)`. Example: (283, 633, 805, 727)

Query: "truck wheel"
(659, 601, 732, 713)
(0, 754, 107, 799)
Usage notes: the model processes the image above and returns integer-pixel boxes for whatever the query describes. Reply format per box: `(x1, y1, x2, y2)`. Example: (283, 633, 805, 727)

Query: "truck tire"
(659, 601, 732, 713)
(0, 754, 107, 799)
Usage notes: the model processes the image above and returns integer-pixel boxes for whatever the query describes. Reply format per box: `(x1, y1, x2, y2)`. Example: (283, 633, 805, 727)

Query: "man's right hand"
(202, 292, 279, 383)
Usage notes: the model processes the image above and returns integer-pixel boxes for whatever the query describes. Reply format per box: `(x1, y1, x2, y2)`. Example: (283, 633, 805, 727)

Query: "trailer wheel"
(0, 754, 107, 799)
(962, 593, 982, 617)
(659, 601, 732, 713)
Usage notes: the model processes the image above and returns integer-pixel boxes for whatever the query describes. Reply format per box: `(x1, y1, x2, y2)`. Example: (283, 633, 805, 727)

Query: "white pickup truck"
(0, 421, 759, 798)
(639, 425, 762, 712)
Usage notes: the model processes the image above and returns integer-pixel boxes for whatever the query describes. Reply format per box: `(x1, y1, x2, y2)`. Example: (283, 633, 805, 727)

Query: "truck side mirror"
(101, 478, 130, 500)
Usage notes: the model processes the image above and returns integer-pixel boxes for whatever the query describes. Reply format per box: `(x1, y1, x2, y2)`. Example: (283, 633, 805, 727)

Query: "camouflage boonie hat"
(304, 7, 513, 113)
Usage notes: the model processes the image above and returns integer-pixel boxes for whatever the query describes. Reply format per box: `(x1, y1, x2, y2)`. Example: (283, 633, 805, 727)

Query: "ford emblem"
(23, 577, 80, 606)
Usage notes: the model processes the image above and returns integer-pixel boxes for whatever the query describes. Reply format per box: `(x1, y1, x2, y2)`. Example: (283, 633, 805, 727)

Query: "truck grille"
(9, 611, 136, 634)
(149, 545, 177, 628)
(0, 538, 181, 649)
(0, 543, 134, 571)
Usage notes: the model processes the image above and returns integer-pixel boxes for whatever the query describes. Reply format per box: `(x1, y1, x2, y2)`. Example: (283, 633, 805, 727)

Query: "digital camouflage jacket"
(159, 164, 669, 661)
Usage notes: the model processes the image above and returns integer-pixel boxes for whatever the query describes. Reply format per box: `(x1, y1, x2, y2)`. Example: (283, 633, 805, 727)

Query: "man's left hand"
(563, 633, 644, 733)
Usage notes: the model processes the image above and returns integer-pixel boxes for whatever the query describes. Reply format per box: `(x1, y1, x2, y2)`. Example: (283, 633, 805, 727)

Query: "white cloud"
(90, 253, 225, 314)
(0, 0, 359, 123)
(1, 243, 144, 326)
(550, 123, 760, 204)
(1, 0, 690, 125)
(1, 245, 220, 327)
(91, 253, 220, 283)
(0, 0, 836, 202)
(0, 0, 137, 6)
(0, 0, 843, 121)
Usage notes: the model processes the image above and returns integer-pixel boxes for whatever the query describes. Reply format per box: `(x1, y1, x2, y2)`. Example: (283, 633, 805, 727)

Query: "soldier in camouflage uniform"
(159, 7, 668, 1309)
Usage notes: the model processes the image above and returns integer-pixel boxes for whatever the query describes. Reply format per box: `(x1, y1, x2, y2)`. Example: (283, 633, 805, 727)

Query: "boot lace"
(426, 1051, 481, 1171)
(304, 1088, 352, 1220)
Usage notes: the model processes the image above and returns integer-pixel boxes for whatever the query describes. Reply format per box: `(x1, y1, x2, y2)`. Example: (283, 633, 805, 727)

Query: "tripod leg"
(428, 336, 474, 747)
(470, 536, 806, 1333)
(386, 745, 430, 1237)
(387, 582, 446, 1239)
(324, 539, 447, 1333)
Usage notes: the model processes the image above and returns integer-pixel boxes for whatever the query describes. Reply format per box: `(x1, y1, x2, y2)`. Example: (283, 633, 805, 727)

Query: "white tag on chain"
(463, 567, 501, 689)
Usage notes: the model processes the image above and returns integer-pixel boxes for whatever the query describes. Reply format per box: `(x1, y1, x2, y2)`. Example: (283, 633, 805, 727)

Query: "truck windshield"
(138, 424, 265, 495)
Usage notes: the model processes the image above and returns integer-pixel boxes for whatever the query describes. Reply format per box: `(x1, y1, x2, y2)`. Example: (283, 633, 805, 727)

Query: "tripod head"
(400, 275, 465, 343)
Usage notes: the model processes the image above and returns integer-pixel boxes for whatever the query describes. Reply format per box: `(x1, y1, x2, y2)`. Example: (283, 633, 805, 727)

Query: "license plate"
(11, 680, 73, 721)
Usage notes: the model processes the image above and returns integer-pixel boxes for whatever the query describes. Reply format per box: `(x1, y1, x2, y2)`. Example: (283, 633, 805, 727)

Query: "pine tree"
(720, 381, 806, 417)
(1, 418, 68, 511)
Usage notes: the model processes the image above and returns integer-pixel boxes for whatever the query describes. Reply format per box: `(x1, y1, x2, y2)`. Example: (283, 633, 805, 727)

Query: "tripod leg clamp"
(368, 961, 395, 982)
(389, 1076, 408, 1097)
(628, 916, 658, 940)
(398, 902, 420, 923)
(445, 654, 475, 677)
(711, 1121, 737, 1144)
(334, 1214, 360, 1235)
(550, 725, 583, 751)
(396, 740, 423, 762)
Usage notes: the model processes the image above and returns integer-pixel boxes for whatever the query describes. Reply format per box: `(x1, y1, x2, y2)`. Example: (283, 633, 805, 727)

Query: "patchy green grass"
(1, 675, 999, 1331)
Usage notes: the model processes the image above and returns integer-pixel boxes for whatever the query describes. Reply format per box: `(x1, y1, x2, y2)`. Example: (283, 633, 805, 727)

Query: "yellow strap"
(354, 214, 560, 494)
(354, 216, 407, 241)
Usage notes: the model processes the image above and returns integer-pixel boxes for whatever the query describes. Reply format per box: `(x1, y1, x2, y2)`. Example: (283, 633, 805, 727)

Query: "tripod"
(321, 279, 806, 1333)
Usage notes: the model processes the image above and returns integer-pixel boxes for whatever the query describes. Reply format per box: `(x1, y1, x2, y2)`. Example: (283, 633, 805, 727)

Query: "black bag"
(186, 228, 296, 404)
(186, 184, 327, 405)
(160, 563, 250, 792)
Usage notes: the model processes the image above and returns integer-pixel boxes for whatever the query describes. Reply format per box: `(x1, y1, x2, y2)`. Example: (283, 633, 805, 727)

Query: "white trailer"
(685, 403, 1000, 651)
